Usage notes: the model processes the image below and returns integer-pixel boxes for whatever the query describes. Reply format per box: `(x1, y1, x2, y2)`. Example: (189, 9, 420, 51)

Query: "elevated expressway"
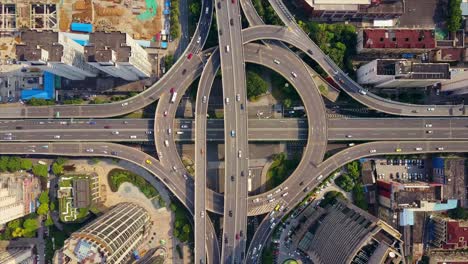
(215, 0, 249, 261)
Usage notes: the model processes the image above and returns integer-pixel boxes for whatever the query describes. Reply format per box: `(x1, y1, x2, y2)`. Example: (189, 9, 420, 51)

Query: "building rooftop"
(446, 219, 468, 249)
(359, 0, 404, 15)
(15, 30, 63, 62)
(73, 179, 90, 209)
(361, 29, 436, 49)
(375, 60, 450, 79)
(84, 32, 131, 63)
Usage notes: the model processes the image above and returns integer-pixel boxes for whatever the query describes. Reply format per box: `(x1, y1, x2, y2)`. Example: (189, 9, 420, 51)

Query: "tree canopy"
(447, 0, 462, 32)
(246, 71, 268, 100)
(32, 164, 49, 177)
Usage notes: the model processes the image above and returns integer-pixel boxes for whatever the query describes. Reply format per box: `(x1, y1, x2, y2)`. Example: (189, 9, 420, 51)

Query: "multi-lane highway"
(216, 0, 249, 262)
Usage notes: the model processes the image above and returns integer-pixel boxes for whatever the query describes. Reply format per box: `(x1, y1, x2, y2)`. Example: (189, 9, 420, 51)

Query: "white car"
(167, 128, 172, 135)
(415, 147, 423, 151)
(238, 150, 242, 158)
(112, 131, 119, 135)
(437, 147, 444, 150)
(273, 59, 280, 64)
(236, 94, 240, 101)
(202, 96, 207, 103)
(53, 135, 61, 139)
(369, 149, 376, 153)
(425, 124, 432, 128)
(130, 135, 137, 139)
(346, 135, 352, 138)
(291, 72, 297, 78)
(183, 174, 188, 180)
(85, 148, 94, 153)
(427, 107, 435, 111)
(348, 143, 355, 147)
(122, 102, 128, 106)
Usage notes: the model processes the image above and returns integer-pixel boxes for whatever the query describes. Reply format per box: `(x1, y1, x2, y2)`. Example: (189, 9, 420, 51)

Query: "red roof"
(377, 180, 392, 191)
(362, 29, 436, 49)
(443, 221, 468, 249)
(440, 48, 463, 61)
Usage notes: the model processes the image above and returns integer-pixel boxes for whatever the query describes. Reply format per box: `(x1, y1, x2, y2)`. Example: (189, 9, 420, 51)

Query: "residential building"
(0, 174, 41, 225)
(15, 30, 98, 80)
(296, 199, 404, 264)
(54, 202, 151, 264)
(356, 59, 450, 88)
(431, 215, 468, 250)
(84, 32, 152, 81)
(0, 3, 16, 31)
(0, 242, 34, 264)
(357, 28, 436, 53)
(295, 0, 403, 22)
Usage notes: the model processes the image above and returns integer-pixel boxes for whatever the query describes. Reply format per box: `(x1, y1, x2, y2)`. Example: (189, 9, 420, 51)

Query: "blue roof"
(400, 209, 414, 226)
(161, 42, 168, 48)
(71, 22, 93, 33)
(21, 72, 55, 100)
(432, 157, 444, 169)
(461, 2, 468, 16)
(433, 199, 458, 211)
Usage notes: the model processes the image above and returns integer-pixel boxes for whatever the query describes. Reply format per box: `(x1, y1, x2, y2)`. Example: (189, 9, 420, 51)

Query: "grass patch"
(266, 153, 300, 189)
(122, 111, 144, 118)
(318, 84, 328, 95)
(107, 168, 159, 198)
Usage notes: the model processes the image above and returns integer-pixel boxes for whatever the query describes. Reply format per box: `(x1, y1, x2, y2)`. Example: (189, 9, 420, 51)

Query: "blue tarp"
(161, 42, 168, 49)
(433, 199, 458, 211)
(71, 22, 93, 33)
(21, 72, 55, 100)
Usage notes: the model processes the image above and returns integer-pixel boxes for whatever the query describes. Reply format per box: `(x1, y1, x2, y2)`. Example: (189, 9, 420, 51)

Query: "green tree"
(346, 161, 360, 179)
(90, 158, 100, 165)
(0, 156, 8, 172)
(182, 224, 191, 234)
(448, 205, 468, 220)
(12, 227, 24, 238)
(55, 157, 68, 165)
(164, 54, 175, 70)
(283, 98, 292, 108)
(7, 219, 22, 229)
(39, 191, 49, 204)
(7, 156, 21, 172)
(447, 0, 462, 32)
(45, 214, 54, 227)
(246, 71, 268, 100)
(189, 1, 200, 15)
(170, 203, 177, 212)
(352, 184, 368, 211)
(32, 164, 49, 177)
(52, 163, 63, 175)
(50, 201, 56, 211)
(23, 218, 39, 233)
(37, 203, 49, 216)
(174, 229, 180, 238)
(335, 174, 354, 192)
(20, 159, 33, 170)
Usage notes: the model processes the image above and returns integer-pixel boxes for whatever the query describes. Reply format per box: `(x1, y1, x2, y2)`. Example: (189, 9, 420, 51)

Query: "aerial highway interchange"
(2, 0, 468, 263)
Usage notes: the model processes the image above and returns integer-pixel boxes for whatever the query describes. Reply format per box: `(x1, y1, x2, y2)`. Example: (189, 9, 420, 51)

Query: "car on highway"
(4, 137, 12, 140)
(172, 166, 177, 171)
(167, 128, 172, 134)
(369, 149, 376, 153)
(54, 135, 61, 139)
(395, 148, 402, 152)
(229, 210, 232, 217)
(111, 151, 118, 155)
(202, 96, 207, 103)
(346, 135, 352, 138)
(359, 89, 367, 95)
(425, 124, 432, 128)
(231, 0, 235, 3)
(238, 150, 242, 158)
(181, 124, 188, 129)
(146, 159, 152, 165)
(236, 94, 240, 101)
(231, 175, 235, 181)
(291, 72, 297, 78)
(146, 130, 153, 134)
(164, 140, 169, 147)
(182, 69, 187, 75)
(437, 147, 444, 150)
(187, 53, 193, 59)
(427, 107, 435, 111)
(200, 211, 205, 218)
(348, 143, 355, 147)
(415, 147, 423, 151)
(230, 18, 234, 26)
(4, 133, 12, 136)
(217, 2, 221, 9)
(122, 102, 128, 106)
(426, 130, 433, 134)
(240, 230, 243, 237)
(273, 59, 280, 64)
(130, 135, 137, 139)
(163, 110, 168, 116)
(225, 45, 230, 53)
(123, 121, 128, 124)
(197, 36, 201, 43)
(225, 97, 229, 104)
(241, 103, 244, 110)
(112, 131, 119, 135)
(183, 174, 188, 180)
(200, 148, 204, 154)
(85, 148, 94, 153)
(15, 126, 23, 130)
(230, 130, 236, 137)
(104, 125, 111, 129)
(236, 234, 240, 240)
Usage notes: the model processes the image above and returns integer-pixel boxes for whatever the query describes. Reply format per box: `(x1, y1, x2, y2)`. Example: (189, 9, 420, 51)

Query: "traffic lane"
(0, 119, 153, 130)
(0, 130, 151, 142)
(328, 127, 468, 140)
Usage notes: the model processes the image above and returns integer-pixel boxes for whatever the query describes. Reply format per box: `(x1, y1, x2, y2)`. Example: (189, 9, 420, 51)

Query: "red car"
(104, 125, 111, 129)
(170, 87, 175, 93)
(236, 234, 240, 240)
(231, 0, 235, 3)
(187, 53, 193, 59)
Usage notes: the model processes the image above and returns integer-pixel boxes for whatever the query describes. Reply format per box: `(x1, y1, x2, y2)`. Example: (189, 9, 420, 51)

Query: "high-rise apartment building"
(84, 32, 152, 81)
(54, 202, 151, 264)
(0, 242, 34, 264)
(15, 30, 98, 80)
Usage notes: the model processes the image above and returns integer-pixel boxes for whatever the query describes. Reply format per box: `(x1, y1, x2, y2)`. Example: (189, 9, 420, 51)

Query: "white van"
(225, 45, 230, 53)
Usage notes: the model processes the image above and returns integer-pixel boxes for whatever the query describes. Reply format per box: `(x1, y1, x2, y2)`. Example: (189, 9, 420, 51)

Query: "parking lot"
(375, 158, 428, 182)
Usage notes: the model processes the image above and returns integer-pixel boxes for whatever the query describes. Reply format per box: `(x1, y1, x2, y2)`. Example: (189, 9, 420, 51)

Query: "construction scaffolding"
(30, 3, 57, 29)
(0, 3, 16, 31)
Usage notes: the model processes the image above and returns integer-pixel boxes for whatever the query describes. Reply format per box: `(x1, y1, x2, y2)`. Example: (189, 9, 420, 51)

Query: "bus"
(170, 92, 177, 103)
(274, 203, 281, 211)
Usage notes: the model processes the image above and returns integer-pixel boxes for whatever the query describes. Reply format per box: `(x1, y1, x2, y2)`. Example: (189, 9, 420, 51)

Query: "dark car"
(240, 171, 244, 177)
(182, 69, 187, 75)
(217, 2, 221, 8)
(229, 210, 232, 217)
(15, 126, 23, 130)
(231, 175, 235, 181)
(111, 151, 118, 155)
(230, 19, 234, 26)
(236, 234, 240, 240)
(240, 230, 243, 237)
(104, 125, 111, 129)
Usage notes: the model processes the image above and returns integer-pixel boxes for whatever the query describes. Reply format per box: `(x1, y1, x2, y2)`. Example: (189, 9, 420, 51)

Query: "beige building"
(84, 32, 152, 81)
(15, 30, 98, 80)
(54, 202, 151, 264)
(0, 242, 34, 264)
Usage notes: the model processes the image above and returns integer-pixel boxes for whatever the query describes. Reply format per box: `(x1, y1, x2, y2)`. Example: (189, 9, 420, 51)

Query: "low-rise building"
(15, 30, 98, 80)
(84, 32, 152, 81)
(0, 242, 34, 264)
(296, 198, 404, 264)
(295, 0, 403, 22)
(431, 215, 468, 250)
(357, 28, 436, 54)
(356, 59, 450, 88)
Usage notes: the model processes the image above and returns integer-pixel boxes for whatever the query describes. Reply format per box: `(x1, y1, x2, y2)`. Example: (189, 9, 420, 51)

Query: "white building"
(15, 30, 98, 80)
(84, 32, 152, 81)
(356, 59, 450, 88)
(0, 242, 34, 264)
(441, 69, 468, 95)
